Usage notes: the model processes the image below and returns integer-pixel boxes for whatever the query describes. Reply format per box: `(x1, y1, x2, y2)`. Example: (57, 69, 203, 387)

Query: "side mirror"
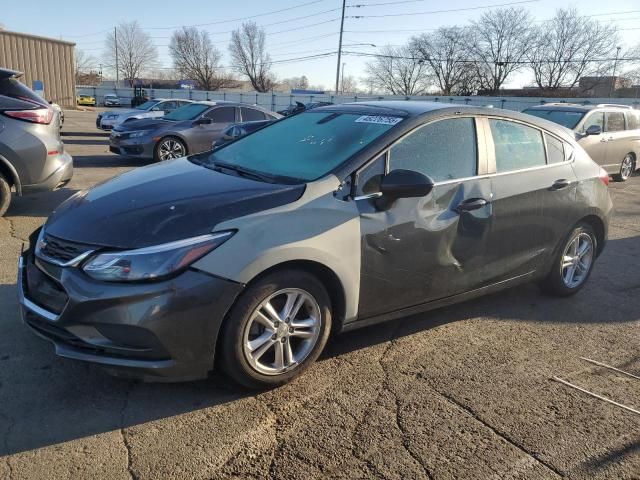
(151, 106, 160, 111)
(585, 125, 601, 136)
(375, 169, 434, 210)
(194, 117, 213, 125)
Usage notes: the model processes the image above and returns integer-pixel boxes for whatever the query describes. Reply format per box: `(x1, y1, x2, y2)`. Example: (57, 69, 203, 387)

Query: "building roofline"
(0, 29, 75, 46)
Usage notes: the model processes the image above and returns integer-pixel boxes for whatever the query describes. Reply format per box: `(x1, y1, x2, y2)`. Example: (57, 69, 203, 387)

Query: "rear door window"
(388, 118, 477, 182)
(205, 106, 236, 123)
(241, 107, 266, 122)
(626, 111, 640, 130)
(489, 119, 546, 172)
(605, 112, 625, 132)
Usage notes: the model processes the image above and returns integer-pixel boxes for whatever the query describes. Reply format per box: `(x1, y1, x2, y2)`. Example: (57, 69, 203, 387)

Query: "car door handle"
(551, 179, 571, 190)
(455, 198, 488, 213)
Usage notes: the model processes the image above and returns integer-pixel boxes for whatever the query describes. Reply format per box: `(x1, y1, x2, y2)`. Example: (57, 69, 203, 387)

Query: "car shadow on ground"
(62, 139, 109, 146)
(0, 237, 638, 457)
(6, 188, 79, 217)
(72, 155, 154, 168)
(61, 131, 110, 138)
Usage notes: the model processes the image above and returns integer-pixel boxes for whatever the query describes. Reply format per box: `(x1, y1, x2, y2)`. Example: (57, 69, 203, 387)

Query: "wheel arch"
(0, 154, 21, 195)
(578, 214, 606, 256)
(239, 259, 347, 334)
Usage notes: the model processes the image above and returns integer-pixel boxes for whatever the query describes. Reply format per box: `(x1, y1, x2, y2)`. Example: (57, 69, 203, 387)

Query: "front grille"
(25, 257, 68, 314)
(40, 234, 93, 263)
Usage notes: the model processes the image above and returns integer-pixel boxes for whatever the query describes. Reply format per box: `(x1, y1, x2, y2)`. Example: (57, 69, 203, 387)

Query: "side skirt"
(340, 271, 537, 333)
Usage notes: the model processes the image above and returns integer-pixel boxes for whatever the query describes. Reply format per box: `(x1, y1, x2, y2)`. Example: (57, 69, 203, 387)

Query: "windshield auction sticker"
(355, 115, 403, 125)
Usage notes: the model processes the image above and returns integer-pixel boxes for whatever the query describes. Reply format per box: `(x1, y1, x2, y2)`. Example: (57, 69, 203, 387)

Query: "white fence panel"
(77, 86, 640, 113)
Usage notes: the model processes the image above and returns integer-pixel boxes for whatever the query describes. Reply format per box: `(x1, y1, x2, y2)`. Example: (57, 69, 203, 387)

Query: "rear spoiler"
(0, 68, 23, 79)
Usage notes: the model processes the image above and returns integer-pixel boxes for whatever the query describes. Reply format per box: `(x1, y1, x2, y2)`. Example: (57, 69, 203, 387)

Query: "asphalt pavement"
(0, 110, 638, 479)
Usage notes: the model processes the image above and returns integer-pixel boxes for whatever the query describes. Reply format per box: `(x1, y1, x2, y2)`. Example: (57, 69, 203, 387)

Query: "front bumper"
(18, 245, 244, 381)
(21, 152, 73, 195)
(109, 135, 155, 158)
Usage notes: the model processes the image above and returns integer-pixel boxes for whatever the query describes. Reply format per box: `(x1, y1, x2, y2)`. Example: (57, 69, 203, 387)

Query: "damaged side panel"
(356, 177, 493, 319)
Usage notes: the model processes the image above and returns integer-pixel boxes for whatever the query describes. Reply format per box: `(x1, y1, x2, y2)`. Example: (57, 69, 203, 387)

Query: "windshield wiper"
(211, 161, 300, 184)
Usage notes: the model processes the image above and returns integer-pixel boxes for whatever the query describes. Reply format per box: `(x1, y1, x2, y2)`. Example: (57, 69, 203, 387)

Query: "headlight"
(127, 130, 147, 138)
(106, 114, 118, 120)
(82, 232, 234, 282)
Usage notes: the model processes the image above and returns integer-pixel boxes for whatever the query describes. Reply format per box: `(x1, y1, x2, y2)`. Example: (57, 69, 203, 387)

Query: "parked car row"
(108, 101, 280, 161)
(19, 100, 616, 389)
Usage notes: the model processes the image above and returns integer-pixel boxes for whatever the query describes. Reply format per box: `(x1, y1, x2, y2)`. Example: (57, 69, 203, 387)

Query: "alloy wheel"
(242, 288, 321, 376)
(620, 154, 634, 181)
(560, 232, 594, 289)
(157, 139, 185, 160)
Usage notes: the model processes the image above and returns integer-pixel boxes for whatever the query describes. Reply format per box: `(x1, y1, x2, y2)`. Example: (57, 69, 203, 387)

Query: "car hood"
(44, 158, 305, 248)
(102, 108, 137, 117)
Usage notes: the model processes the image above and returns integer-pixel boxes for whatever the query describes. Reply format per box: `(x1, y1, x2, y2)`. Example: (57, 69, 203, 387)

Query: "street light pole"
(334, 0, 346, 95)
(114, 27, 119, 87)
(341, 62, 346, 94)
(609, 46, 621, 98)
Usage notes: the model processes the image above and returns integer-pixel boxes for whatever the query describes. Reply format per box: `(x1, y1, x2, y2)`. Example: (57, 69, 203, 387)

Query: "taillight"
(598, 167, 610, 186)
(3, 107, 54, 124)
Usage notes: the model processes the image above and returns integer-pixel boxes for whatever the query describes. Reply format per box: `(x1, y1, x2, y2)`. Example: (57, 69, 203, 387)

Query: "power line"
(145, 0, 328, 29)
(348, 0, 540, 18)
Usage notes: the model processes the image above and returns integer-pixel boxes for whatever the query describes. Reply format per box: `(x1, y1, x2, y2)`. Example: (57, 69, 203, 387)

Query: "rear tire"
(0, 175, 11, 217)
(541, 223, 597, 297)
(614, 153, 635, 182)
(219, 270, 332, 389)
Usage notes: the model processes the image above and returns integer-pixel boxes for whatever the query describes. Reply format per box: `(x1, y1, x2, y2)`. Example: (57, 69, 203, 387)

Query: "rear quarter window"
(545, 134, 565, 164)
(626, 111, 640, 130)
(489, 119, 546, 172)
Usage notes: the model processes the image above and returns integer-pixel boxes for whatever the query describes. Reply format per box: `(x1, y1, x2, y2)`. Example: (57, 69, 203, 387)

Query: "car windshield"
(523, 109, 585, 129)
(136, 100, 160, 110)
(163, 103, 210, 121)
(194, 111, 402, 182)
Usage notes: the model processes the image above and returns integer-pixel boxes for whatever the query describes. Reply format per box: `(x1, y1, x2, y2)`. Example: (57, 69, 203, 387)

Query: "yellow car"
(76, 94, 96, 106)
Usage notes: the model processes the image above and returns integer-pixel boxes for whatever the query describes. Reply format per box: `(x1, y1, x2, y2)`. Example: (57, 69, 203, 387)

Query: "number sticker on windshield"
(355, 115, 403, 125)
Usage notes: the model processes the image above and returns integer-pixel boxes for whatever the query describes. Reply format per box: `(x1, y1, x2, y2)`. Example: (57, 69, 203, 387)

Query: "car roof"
(524, 103, 633, 113)
(314, 101, 576, 141)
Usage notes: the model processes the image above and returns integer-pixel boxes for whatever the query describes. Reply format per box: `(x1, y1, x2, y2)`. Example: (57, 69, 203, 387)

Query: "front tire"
(219, 270, 332, 389)
(614, 153, 635, 182)
(154, 137, 187, 162)
(0, 175, 11, 217)
(541, 223, 597, 297)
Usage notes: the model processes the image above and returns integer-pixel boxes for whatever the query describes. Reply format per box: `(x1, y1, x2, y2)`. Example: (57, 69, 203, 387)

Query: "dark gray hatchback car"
(19, 102, 612, 389)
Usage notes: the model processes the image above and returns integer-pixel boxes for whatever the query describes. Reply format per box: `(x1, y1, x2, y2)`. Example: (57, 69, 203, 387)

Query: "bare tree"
(340, 75, 359, 93)
(229, 22, 274, 92)
(411, 27, 478, 95)
(280, 75, 310, 91)
(528, 9, 619, 90)
(169, 27, 237, 90)
(75, 49, 96, 83)
(104, 21, 158, 86)
(468, 8, 534, 93)
(364, 45, 430, 95)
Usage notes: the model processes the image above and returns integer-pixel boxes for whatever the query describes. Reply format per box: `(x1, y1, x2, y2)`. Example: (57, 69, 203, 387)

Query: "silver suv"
(0, 68, 73, 215)
(523, 103, 640, 181)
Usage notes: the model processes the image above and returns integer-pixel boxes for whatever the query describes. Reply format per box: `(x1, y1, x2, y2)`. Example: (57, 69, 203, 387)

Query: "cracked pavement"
(0, 110, 639, 479)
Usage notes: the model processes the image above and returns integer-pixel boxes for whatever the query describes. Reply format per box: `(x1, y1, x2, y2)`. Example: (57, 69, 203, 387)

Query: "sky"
(3, 0, 640, 91)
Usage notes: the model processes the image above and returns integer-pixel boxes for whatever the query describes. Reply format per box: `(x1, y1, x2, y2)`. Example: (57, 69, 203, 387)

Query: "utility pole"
(341, 62, 346, 94)
(114, 27, 119, 87)
(334, 0, 346, 95)
(609, 46, 621, 98)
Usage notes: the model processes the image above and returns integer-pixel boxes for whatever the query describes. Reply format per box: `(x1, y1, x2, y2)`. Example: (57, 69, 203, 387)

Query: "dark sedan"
(20, 102, 612, 389)
(109, 101, 280, 161)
